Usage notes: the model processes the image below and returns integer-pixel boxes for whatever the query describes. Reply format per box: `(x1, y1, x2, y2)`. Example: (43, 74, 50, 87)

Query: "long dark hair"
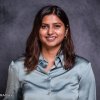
(24, 5, 75, 72)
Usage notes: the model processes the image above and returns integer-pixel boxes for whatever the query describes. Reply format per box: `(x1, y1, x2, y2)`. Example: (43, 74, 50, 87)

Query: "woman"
(4, 5, 96, 100)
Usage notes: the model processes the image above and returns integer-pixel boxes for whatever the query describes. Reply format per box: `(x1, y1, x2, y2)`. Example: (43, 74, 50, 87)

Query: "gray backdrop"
(0, 0, 100, 100)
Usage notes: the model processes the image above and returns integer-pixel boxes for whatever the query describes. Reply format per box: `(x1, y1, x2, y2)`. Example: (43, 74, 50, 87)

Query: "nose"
(48, 26, 53, 35)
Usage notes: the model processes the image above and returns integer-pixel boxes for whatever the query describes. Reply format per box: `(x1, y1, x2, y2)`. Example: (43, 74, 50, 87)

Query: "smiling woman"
(39, 14, 66, 48)
(39, 14, 67, 72)
(4, 5, 96, 100)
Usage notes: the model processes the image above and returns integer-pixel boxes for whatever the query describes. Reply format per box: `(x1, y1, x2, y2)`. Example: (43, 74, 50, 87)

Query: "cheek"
(39, 29, 47, 37)
(57, 30, 65, 38)
(39, 32, 47, 42)
(59, 34, 65, 41)
(57, 31, 65, 42)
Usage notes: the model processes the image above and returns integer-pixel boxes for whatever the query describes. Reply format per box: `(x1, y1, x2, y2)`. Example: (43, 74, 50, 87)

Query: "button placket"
(47, 72, 52, 95)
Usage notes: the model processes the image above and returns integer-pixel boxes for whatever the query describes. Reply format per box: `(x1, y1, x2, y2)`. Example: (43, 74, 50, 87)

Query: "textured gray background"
(0, 0, 100, 99)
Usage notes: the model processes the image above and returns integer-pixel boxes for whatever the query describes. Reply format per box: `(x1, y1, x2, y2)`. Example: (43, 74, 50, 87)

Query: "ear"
(65, 28, 68, 36)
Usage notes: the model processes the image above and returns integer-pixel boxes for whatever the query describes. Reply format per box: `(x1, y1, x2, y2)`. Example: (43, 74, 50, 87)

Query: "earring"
(64, 35, 67, 39)
(64, 35, 67, 38)
(64, 29, 68, 39)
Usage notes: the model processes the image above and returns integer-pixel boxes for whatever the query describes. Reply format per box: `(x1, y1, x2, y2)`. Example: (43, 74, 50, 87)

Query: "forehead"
(42, 14, 63, 24)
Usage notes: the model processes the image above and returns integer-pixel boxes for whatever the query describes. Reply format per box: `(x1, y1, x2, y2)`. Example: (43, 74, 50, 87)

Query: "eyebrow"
(41, 23, 62, 25)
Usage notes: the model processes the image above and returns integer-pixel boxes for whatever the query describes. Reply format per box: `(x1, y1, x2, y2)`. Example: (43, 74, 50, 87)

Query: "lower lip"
(46, 37, 56, 41)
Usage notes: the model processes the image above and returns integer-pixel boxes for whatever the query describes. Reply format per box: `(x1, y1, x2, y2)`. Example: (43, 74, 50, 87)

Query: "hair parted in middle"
(24, 5, 76, 72)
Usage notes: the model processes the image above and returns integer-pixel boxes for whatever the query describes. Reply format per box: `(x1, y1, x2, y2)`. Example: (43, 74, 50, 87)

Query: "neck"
(41, 46, 61, 62)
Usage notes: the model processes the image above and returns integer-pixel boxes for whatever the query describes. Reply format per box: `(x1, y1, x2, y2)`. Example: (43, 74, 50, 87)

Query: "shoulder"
(75, 55, 89, 65)
(10, 56, 25, 69)
(74, 55, 92, 77)
(8, 56, 26, 79)
(14, 56, 25, 66)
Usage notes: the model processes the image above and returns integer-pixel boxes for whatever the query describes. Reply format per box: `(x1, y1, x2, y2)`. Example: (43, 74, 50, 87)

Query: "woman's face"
(39, 14, 66, 49)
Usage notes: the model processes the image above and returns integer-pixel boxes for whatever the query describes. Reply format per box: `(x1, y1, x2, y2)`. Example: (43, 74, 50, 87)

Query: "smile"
(46, 36, 56, 41)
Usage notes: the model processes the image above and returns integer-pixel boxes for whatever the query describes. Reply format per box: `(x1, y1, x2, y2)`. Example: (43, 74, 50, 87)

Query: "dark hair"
(24, 5, 75, 72)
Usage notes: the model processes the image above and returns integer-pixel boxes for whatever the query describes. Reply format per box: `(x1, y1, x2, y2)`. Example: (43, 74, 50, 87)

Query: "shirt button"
(48, 77, 51, 80)
(48, 91, 51, 95)
(47, 89, 51, 95)
(46, 77, 51, 81)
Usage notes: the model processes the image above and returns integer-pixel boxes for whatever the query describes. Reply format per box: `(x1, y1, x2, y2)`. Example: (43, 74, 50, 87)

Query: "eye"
(41, 25, 48, 29)
(54, 25, 61, 28)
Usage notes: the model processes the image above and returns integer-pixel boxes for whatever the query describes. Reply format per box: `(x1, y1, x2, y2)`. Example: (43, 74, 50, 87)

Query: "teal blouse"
(3, 54, 96, 100)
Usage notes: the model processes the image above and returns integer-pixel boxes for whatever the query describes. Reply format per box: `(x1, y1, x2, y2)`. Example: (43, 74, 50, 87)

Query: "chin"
(45, 43, 61, 48)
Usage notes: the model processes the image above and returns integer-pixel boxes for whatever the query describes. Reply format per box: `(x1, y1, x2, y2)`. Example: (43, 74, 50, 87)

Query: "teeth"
(46, 36, 56, 41)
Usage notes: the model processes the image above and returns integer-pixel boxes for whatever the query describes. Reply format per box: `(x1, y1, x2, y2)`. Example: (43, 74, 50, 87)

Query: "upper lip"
(46, 36, 56, 38)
